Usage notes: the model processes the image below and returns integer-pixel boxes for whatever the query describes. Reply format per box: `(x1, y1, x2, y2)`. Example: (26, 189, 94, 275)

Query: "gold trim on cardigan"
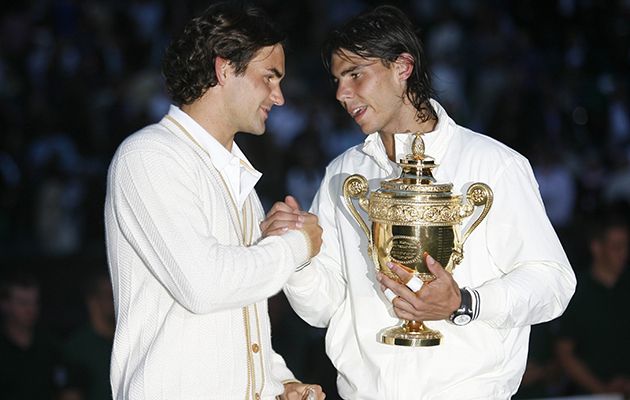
(164, 115, 265, 400)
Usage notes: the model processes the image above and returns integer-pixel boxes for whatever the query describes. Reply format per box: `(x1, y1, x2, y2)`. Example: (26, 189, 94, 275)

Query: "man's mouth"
(349, 106, 367, 120)
(260, 106, 270, 119)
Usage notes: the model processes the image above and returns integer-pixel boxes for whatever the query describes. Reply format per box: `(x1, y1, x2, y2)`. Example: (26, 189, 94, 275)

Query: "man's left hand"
(377, 254, 461, 321)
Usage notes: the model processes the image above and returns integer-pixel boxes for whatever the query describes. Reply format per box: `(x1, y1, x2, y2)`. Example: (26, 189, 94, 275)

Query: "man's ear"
(395, 53, 415, 81)
(215, 56, 230, 85)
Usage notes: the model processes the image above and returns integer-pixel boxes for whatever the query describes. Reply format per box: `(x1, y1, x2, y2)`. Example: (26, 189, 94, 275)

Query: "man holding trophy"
(283, 5, 576, 399)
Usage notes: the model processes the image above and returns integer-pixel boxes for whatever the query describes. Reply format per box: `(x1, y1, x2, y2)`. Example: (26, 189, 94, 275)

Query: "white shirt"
(105, 107, 309, 399)
(284, 101, 576, 399)
(168, 105, 261, 209)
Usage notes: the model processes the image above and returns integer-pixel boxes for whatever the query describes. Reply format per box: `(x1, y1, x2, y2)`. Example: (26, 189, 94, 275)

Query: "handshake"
(260, 195, 323, 258)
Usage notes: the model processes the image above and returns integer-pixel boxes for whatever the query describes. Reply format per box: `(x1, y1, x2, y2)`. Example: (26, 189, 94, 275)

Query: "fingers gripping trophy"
(343, 133, 493, 347)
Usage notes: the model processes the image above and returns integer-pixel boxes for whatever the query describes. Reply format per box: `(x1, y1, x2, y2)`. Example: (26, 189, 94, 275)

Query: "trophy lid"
(380, 133, 453, 195)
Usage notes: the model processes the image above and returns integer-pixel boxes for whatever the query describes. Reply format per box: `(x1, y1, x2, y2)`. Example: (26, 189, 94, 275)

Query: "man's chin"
(356, 123, 375, 135)
(241, 126, 266, 136)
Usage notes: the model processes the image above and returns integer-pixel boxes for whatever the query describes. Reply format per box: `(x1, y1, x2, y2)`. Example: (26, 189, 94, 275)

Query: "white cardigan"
(105, 111, 309, 399)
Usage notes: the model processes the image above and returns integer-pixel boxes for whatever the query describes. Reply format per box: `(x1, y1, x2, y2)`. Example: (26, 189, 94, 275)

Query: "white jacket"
(284, 101, 576, 399)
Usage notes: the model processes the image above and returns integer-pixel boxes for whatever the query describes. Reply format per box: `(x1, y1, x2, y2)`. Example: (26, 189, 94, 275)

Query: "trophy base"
(379, 324, 442, 347)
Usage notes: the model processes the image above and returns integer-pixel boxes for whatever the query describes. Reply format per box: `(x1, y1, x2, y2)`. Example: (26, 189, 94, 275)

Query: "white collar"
(168, 105, 261, 209)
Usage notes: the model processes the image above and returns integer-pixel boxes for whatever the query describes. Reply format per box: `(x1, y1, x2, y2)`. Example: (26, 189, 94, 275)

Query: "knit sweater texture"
(105, 112, 309, 399)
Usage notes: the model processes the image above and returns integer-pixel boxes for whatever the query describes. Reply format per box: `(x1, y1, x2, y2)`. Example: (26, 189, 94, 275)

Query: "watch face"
(453, 314, 472, 326)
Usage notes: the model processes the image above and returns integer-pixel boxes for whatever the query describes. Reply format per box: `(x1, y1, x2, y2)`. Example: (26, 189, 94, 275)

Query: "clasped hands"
(280, 382, 325, 400)
(377, 254, 462, 322)
(262, 197, 325, 399)
(260, 195, 322, 258)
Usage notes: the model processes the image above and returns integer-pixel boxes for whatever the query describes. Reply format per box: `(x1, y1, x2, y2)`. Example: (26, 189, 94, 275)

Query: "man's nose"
(271, 85, 284, 106)
(336, 81, 352, 103)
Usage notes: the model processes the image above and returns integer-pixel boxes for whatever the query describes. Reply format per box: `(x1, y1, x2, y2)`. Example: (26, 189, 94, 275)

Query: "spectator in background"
(0, 272, 64, 399)
(514, 321, 564, 399)
(555, 210, 630, 397)
(27, 128, 86, 256)
(63, 270, 114, 400)
(34, 153, 85, 256)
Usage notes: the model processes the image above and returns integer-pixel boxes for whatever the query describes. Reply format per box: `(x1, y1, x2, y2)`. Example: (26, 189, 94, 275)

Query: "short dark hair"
(589, 207, 629, 243)
(162, 2, 285, 106)
(322, 5, 436, 122)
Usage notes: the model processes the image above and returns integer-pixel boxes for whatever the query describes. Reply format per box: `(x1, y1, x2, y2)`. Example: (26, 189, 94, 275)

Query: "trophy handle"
(448, 183, 493, 273)
(342, 174, 372, 244)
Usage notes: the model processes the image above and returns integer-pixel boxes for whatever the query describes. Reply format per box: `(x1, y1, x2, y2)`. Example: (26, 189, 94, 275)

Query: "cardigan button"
(252, 343, 260, 353)
(255, 393, 260, 400)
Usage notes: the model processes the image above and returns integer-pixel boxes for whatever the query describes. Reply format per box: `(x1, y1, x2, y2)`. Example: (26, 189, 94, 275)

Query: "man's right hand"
(260, 195, 322, 258)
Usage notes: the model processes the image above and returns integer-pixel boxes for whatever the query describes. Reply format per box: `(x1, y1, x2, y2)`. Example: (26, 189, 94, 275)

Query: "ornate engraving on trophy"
(371, 202, 463, 225)
(343, 132, 493, 347)
(388, 236, 422, 264)
(433, 226, 454, 269)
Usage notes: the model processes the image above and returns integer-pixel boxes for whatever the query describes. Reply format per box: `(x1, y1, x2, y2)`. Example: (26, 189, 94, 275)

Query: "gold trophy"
(343, 133, 493, 347)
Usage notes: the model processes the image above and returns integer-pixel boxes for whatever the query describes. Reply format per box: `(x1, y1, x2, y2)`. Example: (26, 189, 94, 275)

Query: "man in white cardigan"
(104, 3, 324, 399)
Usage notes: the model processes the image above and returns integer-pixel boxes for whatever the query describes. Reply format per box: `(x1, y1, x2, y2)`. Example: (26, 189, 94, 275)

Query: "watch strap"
(470, 286, 480, 320)
(449, 287, 479, 325)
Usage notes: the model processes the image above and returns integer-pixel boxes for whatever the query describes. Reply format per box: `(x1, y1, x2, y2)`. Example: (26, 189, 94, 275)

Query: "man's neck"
(90, 313, 115, 340)
(591, 264, 620, 288)
(180, 97, 235, 152)
(4, 323, 34, 349)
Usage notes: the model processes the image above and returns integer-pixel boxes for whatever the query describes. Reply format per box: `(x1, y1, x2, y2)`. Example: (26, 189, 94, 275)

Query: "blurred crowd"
(0, 0, 629, 399)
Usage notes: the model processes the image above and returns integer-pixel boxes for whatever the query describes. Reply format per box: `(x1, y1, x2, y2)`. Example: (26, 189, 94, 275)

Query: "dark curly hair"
(162, 2, 285, 106)
(322, 5, 436, 122)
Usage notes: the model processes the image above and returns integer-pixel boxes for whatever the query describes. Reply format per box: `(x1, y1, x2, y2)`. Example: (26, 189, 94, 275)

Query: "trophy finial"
(411, 132, 425, 160)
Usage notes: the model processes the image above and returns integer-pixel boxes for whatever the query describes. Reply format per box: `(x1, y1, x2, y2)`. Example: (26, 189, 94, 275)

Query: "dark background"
(1, 0, 629, 399)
